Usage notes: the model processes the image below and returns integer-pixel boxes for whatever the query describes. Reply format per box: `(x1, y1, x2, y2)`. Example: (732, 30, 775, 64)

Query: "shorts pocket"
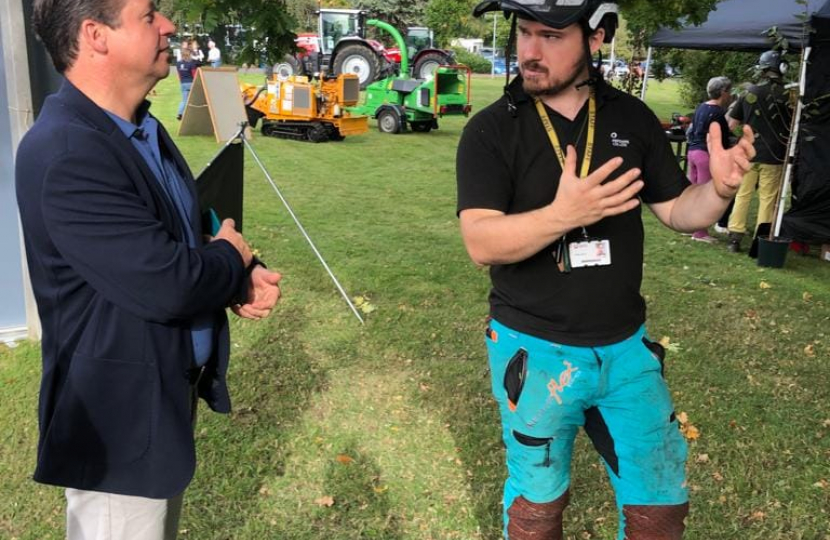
(504, 348, 528, 412)
(642, 337, 666, 377)
(513, 430, 553, 467)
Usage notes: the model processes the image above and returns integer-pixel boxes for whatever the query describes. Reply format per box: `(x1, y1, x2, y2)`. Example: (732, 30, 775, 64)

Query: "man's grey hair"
(707, 76, 732, 100)
(32, 0, 125, 73)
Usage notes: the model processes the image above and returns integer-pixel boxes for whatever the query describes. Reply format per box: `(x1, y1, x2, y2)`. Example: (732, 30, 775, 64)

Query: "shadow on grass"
(182, 305, 331, 536)
(425, 364, 505, 539)
(399, 313, 506, 539)
(308, 439, 403, 540)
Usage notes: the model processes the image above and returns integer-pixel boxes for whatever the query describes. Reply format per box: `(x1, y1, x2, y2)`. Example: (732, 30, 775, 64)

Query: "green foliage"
(171, 0, 298, 66)
(425, 0, 479, 48)
(620, 0, 721, 34)
(661, 49, 758, 109)
(354, 0, 425, 29)
(452, 48, 493, 74)
(286, 0, 320, 32)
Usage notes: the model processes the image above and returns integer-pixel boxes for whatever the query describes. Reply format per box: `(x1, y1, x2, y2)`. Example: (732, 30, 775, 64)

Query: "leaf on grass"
(813, 479, 829, 489)
(677, 411, 700, 440)
(659, 336, 681, 353)
(335, 454, 354, 465)
(373, 485, 389, 494)
(803, 291, 813, 302)
(314, 495, 335, 507)
(682, 424, 700, 441)
(353, 295, 377, 314)
(696, 453, 710, 463)
(759, 281, 772, 289)
(804, 344, 816, 357)
(712, 471, 724, 482)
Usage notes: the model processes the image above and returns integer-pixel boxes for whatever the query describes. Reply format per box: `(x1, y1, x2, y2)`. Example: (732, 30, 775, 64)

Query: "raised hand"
(232, 265, 282, 320)
(708, 123, 756, 199)
(547, 145, 644, 230)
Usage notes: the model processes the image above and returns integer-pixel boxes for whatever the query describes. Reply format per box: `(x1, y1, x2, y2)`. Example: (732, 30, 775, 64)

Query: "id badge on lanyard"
(535, 89, 612, 272)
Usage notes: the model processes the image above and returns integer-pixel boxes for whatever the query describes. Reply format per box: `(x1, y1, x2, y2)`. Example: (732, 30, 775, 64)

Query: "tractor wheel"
(273, 55, 302, 81)
(307, 122, 329, 143)
(413, 52, 451, 80)
(410, 121, 433, 133)
(333, 44, 380, 89)
(377, 109, 402, 134)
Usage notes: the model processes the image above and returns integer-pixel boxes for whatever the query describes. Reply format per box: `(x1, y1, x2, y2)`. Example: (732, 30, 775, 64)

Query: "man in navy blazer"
(15, 0, 282, 537)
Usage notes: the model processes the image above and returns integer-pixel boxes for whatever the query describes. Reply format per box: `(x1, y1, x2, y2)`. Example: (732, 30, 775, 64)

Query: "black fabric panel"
(781, 41, 830, 243)
(584, 406, 619, 477)
(195, 141, 244, 232)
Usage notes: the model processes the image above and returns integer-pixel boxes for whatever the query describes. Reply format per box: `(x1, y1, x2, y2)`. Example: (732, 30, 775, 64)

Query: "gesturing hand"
(232, 265, 282, 320)
(547, 145, 644, 231)
(708, 123, 756, 199)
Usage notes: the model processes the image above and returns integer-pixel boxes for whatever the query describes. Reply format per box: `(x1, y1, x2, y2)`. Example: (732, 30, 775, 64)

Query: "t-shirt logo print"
(610, 131, 630, 148)
(547, 361, 579, 405)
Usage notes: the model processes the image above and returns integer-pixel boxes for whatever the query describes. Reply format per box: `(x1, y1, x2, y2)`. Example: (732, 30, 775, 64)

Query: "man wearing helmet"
(456, 1, 755, 538)
(724, 50, 793, 253)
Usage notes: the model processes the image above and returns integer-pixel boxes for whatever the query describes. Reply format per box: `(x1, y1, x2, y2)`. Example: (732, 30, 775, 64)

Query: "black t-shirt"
(728, 79, 792, 164)
(456, 77, 690, 346)
(687, 102, 730, 152)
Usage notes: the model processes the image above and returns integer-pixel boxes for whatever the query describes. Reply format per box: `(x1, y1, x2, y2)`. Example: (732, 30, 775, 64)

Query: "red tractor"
(273, 9, 453, 89)
(384, 27, 452, 80)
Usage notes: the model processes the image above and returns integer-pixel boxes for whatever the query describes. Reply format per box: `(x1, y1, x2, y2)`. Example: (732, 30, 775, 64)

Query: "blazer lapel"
(58, 80, 193, 243)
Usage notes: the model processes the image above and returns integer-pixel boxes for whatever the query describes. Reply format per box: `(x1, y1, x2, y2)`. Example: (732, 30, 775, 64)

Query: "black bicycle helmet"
(473, 0, 619, 43)
(757, 50, 787, 75)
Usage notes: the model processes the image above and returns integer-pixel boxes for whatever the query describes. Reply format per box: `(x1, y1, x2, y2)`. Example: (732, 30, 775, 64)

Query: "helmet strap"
(504, 14, 518, 117)
(575, 25, 599, 89)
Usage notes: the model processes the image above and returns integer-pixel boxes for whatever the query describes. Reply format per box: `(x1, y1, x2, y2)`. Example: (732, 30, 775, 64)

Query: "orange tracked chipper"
(240, 73, 369, 142)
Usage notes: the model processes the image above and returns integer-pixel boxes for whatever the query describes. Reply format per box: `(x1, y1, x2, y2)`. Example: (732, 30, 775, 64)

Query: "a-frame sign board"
(178, 67, 252, 142)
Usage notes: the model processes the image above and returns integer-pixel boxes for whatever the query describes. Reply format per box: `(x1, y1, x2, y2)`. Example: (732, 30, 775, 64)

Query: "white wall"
(450, 38, 484, 54)
(1, 0, 40, 342)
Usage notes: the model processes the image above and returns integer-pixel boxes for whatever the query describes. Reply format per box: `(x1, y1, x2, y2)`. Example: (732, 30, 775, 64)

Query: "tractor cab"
(318, 9, 365, 55)
(404, 27, 434, 59)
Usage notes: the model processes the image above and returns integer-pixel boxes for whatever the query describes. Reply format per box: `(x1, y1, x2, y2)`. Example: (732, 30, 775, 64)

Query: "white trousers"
(64, 372, 201, 540)
(65, 488, 183, 540)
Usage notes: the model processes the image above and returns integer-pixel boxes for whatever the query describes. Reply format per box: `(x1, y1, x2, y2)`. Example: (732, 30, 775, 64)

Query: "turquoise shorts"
(486, 319, 688, 538)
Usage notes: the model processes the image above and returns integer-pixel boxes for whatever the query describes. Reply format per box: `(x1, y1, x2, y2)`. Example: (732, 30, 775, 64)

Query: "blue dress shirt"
(106, 103, 214, 366)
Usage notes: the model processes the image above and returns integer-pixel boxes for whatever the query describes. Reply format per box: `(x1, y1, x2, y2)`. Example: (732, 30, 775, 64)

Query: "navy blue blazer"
(15, 80, 249, 498)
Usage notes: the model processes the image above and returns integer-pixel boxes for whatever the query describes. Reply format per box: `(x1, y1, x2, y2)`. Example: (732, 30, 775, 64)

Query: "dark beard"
(521, 53, 590, 97)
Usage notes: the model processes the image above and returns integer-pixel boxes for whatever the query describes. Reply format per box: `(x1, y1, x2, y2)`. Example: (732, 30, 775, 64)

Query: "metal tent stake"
(239, 131, 365, 325)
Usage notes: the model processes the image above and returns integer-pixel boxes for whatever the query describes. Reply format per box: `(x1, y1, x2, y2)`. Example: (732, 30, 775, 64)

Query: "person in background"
(725, 50, 793, 253)
(17, 1, 282, 538)
(176, 42, 197, 120)
(457, 0, 755, 538)
(190, 38, 204, 65)
(207, 39, 222, 68)
(686, 75, 733, 243)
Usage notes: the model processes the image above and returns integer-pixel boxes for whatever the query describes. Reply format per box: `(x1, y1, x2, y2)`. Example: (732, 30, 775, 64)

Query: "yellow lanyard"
(534, 89, 596, 178)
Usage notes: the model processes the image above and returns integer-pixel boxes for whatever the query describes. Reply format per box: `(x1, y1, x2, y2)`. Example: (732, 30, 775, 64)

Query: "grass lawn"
(1, 73, 829, 540)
